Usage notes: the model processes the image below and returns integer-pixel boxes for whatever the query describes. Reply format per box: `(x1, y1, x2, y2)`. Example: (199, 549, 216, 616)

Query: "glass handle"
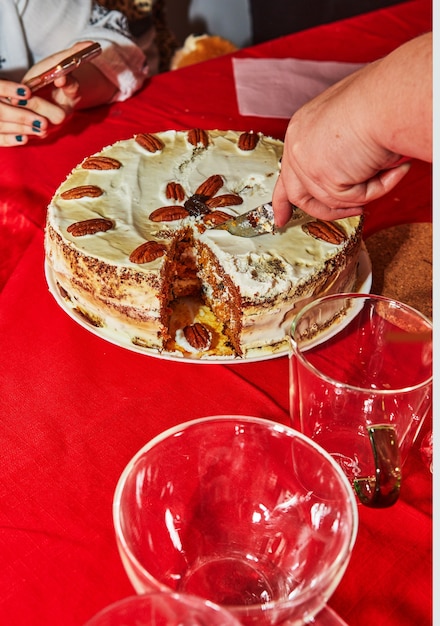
(353, 425, 401, 508)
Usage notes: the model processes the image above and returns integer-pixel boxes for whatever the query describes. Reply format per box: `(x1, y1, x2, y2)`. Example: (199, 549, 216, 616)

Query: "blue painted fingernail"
(32, 120, 41, 131)
(18, 99, 28, 106)
(16, 135, 23, 142)
(16, 87, 26, 96)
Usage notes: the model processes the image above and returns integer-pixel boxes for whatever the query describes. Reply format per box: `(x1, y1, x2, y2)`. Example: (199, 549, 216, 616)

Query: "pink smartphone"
(25, 42, 102, 93)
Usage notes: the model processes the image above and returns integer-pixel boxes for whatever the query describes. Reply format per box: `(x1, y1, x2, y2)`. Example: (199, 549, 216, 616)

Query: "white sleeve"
(9, 0, 150, 101)
(70, 2, 150, 101)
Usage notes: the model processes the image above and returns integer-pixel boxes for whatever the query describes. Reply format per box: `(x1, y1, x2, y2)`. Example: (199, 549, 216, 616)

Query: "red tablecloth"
(0, 2, 432, 625)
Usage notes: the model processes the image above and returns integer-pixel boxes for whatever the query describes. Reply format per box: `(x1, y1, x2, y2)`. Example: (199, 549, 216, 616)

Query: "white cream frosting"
(49, 130, 284, 265)
(199, 215, 360, 301)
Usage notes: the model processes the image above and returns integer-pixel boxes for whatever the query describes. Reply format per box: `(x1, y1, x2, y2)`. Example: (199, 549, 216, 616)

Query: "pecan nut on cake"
(45, 129, 363, 359)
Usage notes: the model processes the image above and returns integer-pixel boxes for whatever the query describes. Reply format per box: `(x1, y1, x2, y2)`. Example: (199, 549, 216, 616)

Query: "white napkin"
(233, 57, 365, 119)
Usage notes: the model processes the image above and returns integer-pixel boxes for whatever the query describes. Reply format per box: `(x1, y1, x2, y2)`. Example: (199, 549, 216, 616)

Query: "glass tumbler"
(290, 293, 432, 507)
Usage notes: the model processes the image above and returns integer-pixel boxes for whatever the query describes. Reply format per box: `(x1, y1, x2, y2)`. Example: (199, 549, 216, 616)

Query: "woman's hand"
(0, 79, 49, 147)
(272, 67, 409, 225)
(0, 42, 90, 147)
(272, 33, 431, 225)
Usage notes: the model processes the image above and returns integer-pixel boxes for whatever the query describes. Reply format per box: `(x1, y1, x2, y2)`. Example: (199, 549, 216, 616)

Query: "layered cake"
(45, 129, 364, 359)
